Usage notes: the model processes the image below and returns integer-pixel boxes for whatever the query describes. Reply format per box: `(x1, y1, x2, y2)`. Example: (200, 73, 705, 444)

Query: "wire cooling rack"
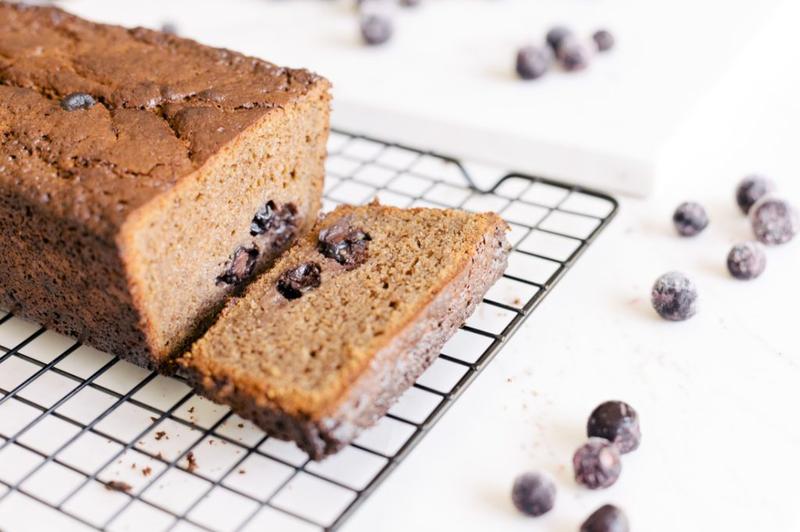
(0, 129, 617, 532)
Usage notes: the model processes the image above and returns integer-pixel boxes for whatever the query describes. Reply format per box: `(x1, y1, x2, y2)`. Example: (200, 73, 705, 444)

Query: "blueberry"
(750, 197, 799, 245)
(651, 271, 698, 321)
(592, 29, 615, 52)
(360, 14, 393, 45)
(727, 242, 766, 280)
(580, 504, 630, 532)
(516, 46, 551, 80)
(511, 472, 556, 517)
(672, 201, 709, 237)
(556, 39, 591, 71)
(216, 246, 259, 286)
(587, 401, 641, 454)
(318, 220, 371, 270)
(161, 22, 178, 35)
(250, 201, 300, 250)
(736, 175, 775, 214)
(546, 26, 573, 53)
(60, 92, 96, 111)
(277, 262, 322, 300)
(573, 438, 622, 489)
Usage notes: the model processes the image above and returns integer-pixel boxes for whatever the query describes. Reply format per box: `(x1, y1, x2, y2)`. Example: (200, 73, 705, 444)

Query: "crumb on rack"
(105, 480, 132, 493)
(186, 451, 198, 472)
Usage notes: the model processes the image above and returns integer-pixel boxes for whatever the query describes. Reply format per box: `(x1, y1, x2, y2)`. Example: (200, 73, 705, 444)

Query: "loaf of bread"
(0, 3, 330, 368)
(179, 203, 510, 458)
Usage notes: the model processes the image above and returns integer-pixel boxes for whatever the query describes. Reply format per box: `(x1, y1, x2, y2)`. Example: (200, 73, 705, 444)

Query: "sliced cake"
(0, 3, 330, 368)
(179, 203, 510, 459)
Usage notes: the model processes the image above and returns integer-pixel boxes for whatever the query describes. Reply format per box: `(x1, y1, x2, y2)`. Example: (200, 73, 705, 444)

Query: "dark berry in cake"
(651, 271, 697, 321)
(360, 14, 393, 46)
(511, 472, 556, 517)
(277, 262, 322, 300)
(516, 46, 551, 80)
(217, 246, 259, 286)
(250, 201, 300, 250)
(546, 26, 573, 53)
(750, 197, 799, 245)
(736, 175, 775, 214)
(587, 401, 641, 454)
(60, 92, 96, 111)
(557, 39, 591, 71)
(573, 438, 622, 489)
(581, 504, 630, 532)
(727, 242, 766, 280)
(592, 29, 615, 52)
(672, 201, 709, 237)
(318, 220, 371, 269)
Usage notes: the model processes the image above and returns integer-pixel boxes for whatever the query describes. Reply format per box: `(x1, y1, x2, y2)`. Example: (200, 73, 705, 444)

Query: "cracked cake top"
(0, 2, 322, 237)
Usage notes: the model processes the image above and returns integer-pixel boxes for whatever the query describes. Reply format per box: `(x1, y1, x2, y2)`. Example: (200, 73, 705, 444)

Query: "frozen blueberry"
(587, 401, 641, 454)
(277, 262, 322, 300)
(546, 26, 573, 53)
(161, 22, 178, 35)
(581, 504, 630, 532)
(556, 39, 591, 71)
(651, 271, 698, 321)
(573, 438, 622, 489)
(216, 246, 259, 286)
(318, 220, 371, 270)
(736, 175, 775, 214)
(750, 197, 799, 245)
(360, 14, 393, 45)
(592, 29, 615, 52)
(516, 46, 551, 80)
(672, 201, 709, 237)
(60, 92, 96, 111)
(511, 472, 556, 517)
(727, 242, 766, 280)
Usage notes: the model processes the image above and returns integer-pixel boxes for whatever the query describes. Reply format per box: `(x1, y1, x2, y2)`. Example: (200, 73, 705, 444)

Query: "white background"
(40, 1, 800, 530)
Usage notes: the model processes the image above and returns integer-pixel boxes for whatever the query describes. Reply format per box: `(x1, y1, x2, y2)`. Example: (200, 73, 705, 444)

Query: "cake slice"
(179, 203, 510, 459)
(0, 3, 330, 368)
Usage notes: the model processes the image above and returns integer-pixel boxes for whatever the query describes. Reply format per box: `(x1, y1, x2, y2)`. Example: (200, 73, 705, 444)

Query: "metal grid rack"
(0, 130, 617, 532)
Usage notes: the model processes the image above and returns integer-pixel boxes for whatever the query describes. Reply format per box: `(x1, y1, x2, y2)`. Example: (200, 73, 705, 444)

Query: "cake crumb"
(186, 451, 198, 472)
(237, 423, 244, 428)
(105, 480, 132, 493)
(155, 431, 167, 441)
(188, 407, 195, 414)
(238, 469, 246, 475)
(142, 466, 152, 477)
(150, 416, 158, 422)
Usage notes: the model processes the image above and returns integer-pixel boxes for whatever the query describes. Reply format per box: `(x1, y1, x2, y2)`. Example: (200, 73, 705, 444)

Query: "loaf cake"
(179, 203, 510, 459)
(0, 3, 330, 368)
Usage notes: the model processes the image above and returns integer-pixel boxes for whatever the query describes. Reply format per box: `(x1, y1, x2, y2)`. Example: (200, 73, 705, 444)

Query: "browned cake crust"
(0, 3, 330, 367)
(179, 204, 510, 459)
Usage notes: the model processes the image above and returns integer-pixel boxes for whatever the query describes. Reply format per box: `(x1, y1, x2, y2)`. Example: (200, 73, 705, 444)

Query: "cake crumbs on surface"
(238, 469, 246, 475)
(186, 451, 198, 472)
(155, 431, 167, 441)
(130, 463, 136, 469)
(142, 467, 152, 477)
(156, 452, 164, 461)
(188, 406, 195, 414)
(150, 416, 158, 422)
(237, 423, 244, 428)
(105, 480, 132, 493)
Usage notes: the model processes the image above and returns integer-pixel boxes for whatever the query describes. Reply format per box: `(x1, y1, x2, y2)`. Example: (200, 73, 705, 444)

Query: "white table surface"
(37, 1, 800, 530)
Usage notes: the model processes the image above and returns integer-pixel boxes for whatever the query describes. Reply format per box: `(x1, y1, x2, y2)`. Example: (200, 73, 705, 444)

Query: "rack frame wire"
(0, 129, 617, 532)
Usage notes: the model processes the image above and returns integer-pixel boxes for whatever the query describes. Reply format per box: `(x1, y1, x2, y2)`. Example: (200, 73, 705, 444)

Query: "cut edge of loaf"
(179, 205, 510, 458)
(117, 79, 331, 369)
